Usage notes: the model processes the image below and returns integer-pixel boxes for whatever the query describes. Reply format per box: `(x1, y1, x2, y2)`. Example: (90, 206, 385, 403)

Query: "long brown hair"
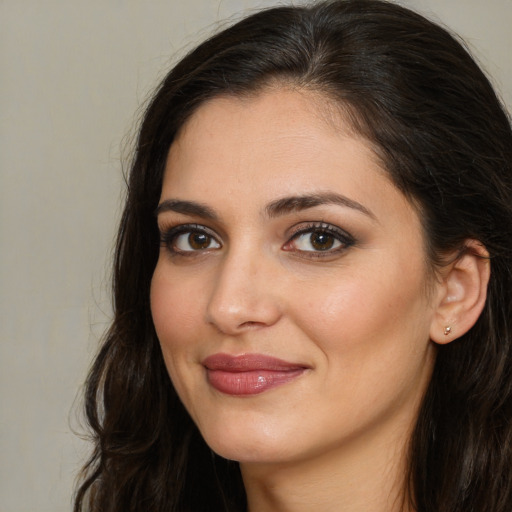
(74, 1, 512, 510)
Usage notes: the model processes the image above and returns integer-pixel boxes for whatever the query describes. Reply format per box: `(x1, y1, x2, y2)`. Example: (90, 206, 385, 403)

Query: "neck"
(240, 415, 415, 512)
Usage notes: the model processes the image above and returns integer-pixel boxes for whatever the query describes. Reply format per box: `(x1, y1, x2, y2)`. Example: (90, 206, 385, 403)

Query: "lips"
(202, 353, 308, 396)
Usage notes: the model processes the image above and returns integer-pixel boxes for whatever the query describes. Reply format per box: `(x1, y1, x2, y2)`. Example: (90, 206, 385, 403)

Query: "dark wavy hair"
(74, 1, 512, 511)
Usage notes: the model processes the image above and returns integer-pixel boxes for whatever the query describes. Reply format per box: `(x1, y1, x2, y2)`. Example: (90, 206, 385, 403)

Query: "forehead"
(163, 88, 388, 199)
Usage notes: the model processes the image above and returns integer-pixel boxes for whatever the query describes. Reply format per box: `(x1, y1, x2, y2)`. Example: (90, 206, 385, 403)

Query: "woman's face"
(151, 88, 439, 465)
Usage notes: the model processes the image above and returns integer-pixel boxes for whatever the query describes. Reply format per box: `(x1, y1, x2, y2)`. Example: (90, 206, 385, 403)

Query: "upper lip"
(202, 353, 309, 372)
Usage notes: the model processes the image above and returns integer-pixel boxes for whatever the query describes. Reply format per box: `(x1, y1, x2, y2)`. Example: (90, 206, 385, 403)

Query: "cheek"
(295, 259, 432, 368)
(293, 271, 435, 429)
(150, 265, 205, 376)
(151, 264, 201, 338)
(150, 265, 210, 412)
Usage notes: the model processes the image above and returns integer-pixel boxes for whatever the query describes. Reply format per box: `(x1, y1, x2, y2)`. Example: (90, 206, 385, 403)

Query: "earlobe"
(430, 240, 490, 345)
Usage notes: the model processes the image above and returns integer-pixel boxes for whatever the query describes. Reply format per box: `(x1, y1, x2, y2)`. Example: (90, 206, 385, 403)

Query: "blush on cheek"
(151, 270, 192, 330)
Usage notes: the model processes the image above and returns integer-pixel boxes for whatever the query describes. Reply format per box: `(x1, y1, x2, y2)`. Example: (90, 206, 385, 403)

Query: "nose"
(205, 249, 283, 335)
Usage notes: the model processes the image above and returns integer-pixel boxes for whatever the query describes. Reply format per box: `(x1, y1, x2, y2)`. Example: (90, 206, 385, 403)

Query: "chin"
(199, 420, 294, 464)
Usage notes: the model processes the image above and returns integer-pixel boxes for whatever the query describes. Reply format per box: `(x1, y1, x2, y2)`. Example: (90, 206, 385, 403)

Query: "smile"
(202, 353, 309, 396)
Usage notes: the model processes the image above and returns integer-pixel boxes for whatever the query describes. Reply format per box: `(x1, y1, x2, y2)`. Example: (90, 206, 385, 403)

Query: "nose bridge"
(205, 240, 281, 333)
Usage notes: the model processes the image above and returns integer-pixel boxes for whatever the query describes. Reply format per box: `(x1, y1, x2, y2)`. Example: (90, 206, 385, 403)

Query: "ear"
(430, 240, 490, 345)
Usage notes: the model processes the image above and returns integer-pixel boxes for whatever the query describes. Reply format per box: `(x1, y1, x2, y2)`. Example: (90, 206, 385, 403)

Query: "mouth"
(202, 353, 309, 396)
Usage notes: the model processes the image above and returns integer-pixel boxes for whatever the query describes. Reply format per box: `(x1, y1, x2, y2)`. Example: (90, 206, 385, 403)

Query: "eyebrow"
(265, 192, 376, 220)
(155, 192, 375, 221)
(155, 199, 218, 220)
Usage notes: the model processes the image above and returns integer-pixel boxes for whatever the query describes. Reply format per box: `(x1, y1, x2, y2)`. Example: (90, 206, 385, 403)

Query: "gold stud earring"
(444, 326, 452, 336)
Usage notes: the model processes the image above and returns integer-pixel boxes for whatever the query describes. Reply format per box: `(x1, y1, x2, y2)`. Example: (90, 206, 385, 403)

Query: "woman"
(74, 1, 512, 511)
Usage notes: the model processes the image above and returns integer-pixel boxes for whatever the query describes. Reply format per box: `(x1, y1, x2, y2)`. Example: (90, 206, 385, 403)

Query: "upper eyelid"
(159, 223, 222, 244)
(159, 222, 217, 235)
(159, 221, 355, 247)
(285, 222, 357, 254)
(159, 224, 222, 254)
(158, 219, 227, 241)
(287, 221, 354, 240)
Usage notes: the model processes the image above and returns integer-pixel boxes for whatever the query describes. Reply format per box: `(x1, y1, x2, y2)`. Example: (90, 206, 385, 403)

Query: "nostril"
(239, 321, 265, 329)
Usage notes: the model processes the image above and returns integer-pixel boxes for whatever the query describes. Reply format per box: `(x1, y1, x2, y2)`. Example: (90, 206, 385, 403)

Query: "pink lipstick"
(202, 353, 308, 396)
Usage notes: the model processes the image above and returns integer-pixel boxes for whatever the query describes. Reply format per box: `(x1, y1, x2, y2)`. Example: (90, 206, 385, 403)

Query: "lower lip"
(206, 368, 306, 395)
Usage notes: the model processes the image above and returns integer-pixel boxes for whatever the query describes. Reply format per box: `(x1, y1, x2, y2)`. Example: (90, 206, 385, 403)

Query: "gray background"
(1, 1, 511, 510)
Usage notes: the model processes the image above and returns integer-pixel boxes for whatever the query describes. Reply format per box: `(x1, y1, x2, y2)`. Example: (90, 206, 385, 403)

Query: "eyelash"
(284, 222, 355, 258)
(160, 224, 220, 256)
(159, 222, 355, 258)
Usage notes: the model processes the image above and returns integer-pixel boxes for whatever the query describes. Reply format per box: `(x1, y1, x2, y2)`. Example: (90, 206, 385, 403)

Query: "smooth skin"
(150, 87, 489, 512)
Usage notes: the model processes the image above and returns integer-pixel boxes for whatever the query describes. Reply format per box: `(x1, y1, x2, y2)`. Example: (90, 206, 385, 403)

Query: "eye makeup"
(283, 221, 356, 259)
(159, 223, 222, 257)
(158, 219, 356, 262)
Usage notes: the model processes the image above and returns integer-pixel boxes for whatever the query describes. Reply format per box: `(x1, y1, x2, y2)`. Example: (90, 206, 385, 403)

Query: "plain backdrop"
(1, 1, 511, 511)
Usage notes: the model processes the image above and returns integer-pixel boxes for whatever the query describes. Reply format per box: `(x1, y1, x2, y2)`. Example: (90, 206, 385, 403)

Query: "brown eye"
(173, 229, 221, 252)
(188, 232, 211, 250)
(291, 229, 342, 252)
(309, 231, 335, 251)
(282, 223, 356, 258)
